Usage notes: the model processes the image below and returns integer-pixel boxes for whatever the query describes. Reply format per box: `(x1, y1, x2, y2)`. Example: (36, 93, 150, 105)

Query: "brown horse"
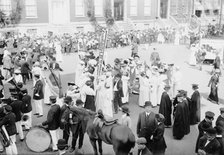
(69, 107, 135, 155)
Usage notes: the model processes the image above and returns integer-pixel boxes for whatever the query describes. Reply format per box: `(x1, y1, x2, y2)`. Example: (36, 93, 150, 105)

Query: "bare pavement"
(2, 44, 224, 155)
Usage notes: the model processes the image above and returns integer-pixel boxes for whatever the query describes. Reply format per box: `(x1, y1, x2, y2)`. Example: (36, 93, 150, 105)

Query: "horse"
(69, 106, 135, 155)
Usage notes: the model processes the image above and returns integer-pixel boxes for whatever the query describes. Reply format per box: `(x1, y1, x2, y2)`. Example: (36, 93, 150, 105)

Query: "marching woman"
(139, 72, 150, 107)
(121, 71, 130, 105)
(189, 44, 197, 66)
(120, 106, 132, 128)
(150, 66, 159, 107)
(55, 40, 63, 63)
(208, 69, 220, 104)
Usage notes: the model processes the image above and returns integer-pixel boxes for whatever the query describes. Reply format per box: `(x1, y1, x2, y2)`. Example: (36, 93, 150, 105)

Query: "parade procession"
(0, 0, 224, 155)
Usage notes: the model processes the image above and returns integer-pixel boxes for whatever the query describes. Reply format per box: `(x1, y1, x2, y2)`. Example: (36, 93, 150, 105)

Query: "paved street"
(3, 44, 224, 155)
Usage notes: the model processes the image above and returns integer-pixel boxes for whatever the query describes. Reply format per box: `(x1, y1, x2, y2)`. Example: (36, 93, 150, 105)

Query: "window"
(94, 0, 103, 17)
(75, 0, 84, 17)
(204, 10, 210, 15)
(213, 9, 219, 15)
(130, 0, 137, 16)
(144, 0, 151, 16)
(0, 0, 11, 16)
(25, 0, 37, 18)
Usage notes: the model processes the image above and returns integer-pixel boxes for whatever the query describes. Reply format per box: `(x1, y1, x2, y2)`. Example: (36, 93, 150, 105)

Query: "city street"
(4, 43, 224, 155)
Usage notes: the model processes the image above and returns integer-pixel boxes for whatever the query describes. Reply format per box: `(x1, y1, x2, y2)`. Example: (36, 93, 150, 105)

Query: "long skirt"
(208, 85, 218, 103)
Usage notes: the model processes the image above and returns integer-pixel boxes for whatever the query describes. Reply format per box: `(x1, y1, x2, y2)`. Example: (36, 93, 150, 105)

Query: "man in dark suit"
(42, 96, 61, 152)
(60, 96, 73, 145)
(21, 88, 32, 130)
(0, 105, 18, 154)
(33, 74, 44, 117)
(137, 101, 157, 153)
(195, 111, 214, 153)
(113, 73, 123, 114)
(216, 107, 224, 131)
(20, 57, 31, 85)
(215, 126, 224, 155)
(198, 127, 221, 155)
(190, 84, 201, 125)
(10, 92, 24, 141)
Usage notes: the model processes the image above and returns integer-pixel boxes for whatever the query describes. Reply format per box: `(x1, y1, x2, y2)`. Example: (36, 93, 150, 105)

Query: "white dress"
(174, 33, 180, 45)
(150, 73, 159, 107)
(139, 76, 150, 107)
(55, 42, 63, 62)
(122, 75, 129, 104)
(189, 47, 197, 66)
(95, 80, 113, 118)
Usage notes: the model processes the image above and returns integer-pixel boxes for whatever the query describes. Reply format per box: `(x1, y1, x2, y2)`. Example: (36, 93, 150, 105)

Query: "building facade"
(0, 0, 194, 34)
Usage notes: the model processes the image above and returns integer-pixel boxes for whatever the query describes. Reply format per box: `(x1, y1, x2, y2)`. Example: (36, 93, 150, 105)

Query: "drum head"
(25, 127, 51, 152)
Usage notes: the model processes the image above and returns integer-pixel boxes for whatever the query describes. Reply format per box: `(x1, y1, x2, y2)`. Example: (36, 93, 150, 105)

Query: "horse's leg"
(98, 139, 103, 155)
(89, 138, 98, 155)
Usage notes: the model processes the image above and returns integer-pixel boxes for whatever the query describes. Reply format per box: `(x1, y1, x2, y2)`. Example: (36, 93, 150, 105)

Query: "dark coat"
(84, 95, 95, 112)
(183, 99, 190, 135)
(173, 101, 189, 140)
(113, 79, 124, 97)
(152, 122, 167, 153)
(190, 90, 201, 125)
(60, 104, 70, 129)
(216, 115, 224, 132)
(137, 111, 157, 151)
(195, 119, 213, 153)
(33, 79, 44, 100)
(21, 61, 30, 74)
(159, 91, 172, 126)
(216, 136, 224, 155)
(10, 99, 22, 122)
(21, 94, 32, 113)
(0, 112, 17, 136)
(42, 104, 61, 130)
(198, 136, 221, 155)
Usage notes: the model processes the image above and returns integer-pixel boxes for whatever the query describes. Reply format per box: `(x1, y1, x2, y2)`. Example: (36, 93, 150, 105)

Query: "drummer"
(42, 96, 61, 152)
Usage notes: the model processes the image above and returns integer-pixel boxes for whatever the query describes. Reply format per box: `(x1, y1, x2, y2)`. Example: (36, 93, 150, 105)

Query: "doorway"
(114, 0, 124, 21)
(160, 0, 168, 19)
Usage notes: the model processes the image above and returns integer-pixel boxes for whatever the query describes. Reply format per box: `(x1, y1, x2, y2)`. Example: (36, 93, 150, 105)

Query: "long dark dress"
(208, 74, 219, 104)
(159, 92, 172, 126)
(84, 95, 95, 112)
(190, 90, 201, 125)
(183, 99, 190, 135)
(173, 101, 188, 140)
(195, 119, 212, 153)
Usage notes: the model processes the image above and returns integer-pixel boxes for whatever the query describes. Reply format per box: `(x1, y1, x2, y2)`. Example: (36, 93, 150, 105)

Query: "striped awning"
(195, 1, 204, 10)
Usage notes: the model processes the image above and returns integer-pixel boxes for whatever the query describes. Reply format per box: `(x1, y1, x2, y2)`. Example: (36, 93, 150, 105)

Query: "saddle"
(104, 118, 118, 126)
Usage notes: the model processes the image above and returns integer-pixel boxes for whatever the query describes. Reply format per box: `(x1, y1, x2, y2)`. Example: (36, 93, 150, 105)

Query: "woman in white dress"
(189, 44, 198, 66)
(122, 72, 129, 104)
(55, 40, 63, 62)
(149, 67, 159, 107)
(95, 74, 113, 118)
(174, 31, 180, 45)
(157, 32, 165, 44)
(139, 72, 150, 107)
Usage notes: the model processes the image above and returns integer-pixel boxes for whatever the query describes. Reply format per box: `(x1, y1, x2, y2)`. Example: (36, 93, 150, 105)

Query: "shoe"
(69, 148, 75, 153)
(33, 113, 39, 115)
(37, 115, 43, 118)
(52, 149, 58, 152)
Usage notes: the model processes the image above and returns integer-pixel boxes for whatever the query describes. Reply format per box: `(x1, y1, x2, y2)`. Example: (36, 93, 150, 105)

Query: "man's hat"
(220, 107, 224, 113)
(144, 101, 152, 108)
(17, 82, 23, 88)
(34, 74, 40, 78)
(20, 88, 27, 94)
(76, 99, 84, 106)
(68, 81, 76, 86)
(49, 96, 57, 102)
(205, 111, 215, 118)
(206, 127, 217, 135)
(9, 87, 17, 93)
(57, 139, 68, 150)
(168, 64, 174, 66)
(4, 105, 12, 112)
(156, 113, 165, 123)
(64, 96, 72, 103)
(192, 84, 199, 89)
(136, 137, 147, 144)
(122, 106, 130, 114)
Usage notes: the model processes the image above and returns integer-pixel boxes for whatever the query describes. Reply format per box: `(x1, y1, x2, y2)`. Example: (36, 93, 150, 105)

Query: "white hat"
(14, 69, 21, 74)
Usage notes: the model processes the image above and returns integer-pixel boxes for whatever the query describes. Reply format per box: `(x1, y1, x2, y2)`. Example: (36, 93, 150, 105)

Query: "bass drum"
(25, 127, 51, 152)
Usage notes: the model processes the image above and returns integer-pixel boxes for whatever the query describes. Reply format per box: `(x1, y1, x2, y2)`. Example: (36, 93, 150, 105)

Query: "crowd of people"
(0, 25, 222, 155)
